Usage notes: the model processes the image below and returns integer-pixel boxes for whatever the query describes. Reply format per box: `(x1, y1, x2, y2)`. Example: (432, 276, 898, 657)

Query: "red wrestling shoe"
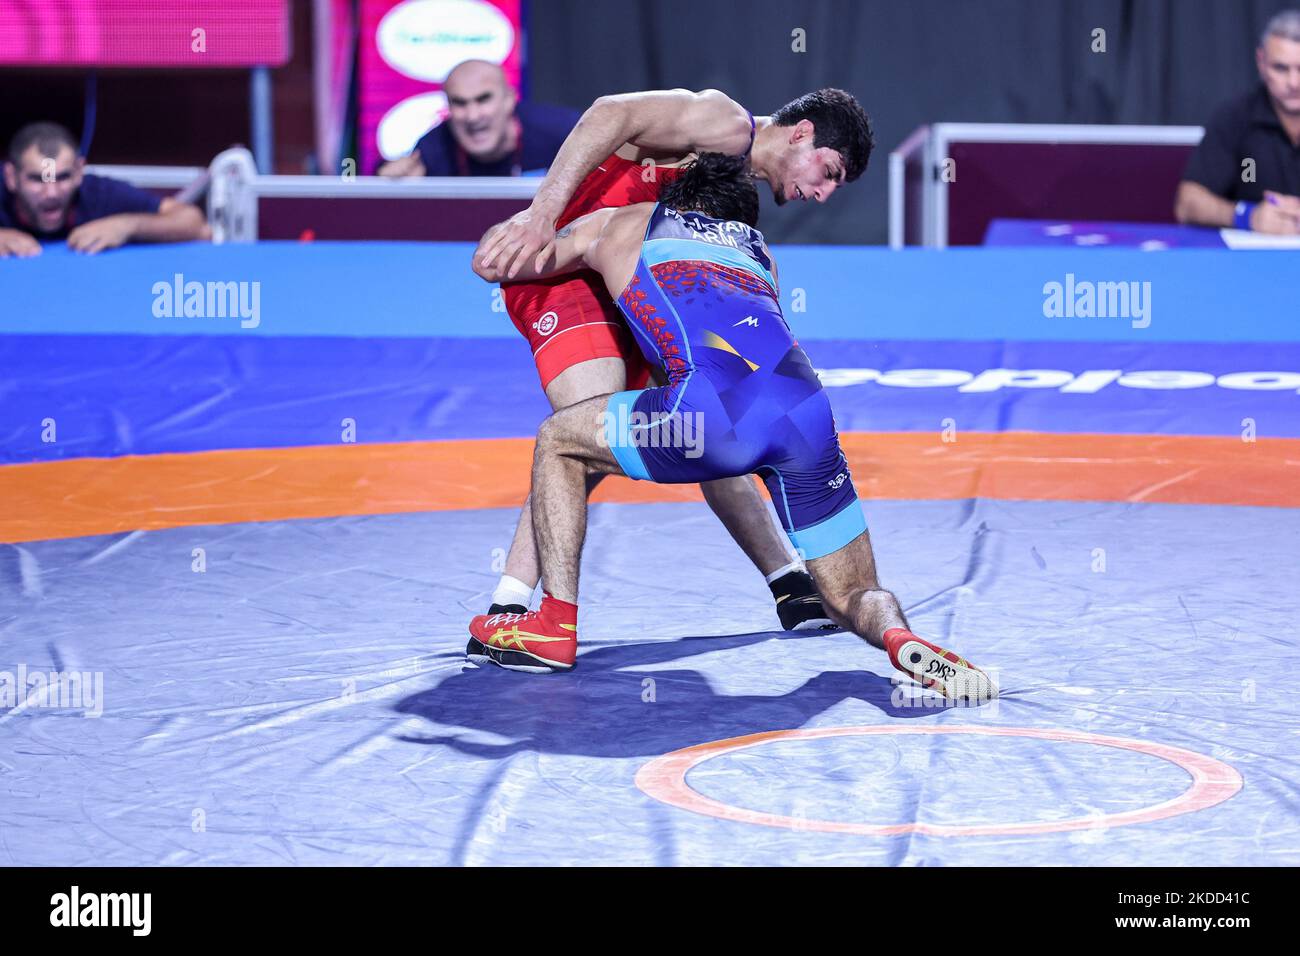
(883, 628, 998, 702)
(467, 603, 527, 664)
(468, 595, 578, 674)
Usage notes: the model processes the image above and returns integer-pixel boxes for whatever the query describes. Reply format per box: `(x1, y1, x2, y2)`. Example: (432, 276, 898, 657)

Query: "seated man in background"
(1175, 10, 1300, 234)
(376, 59, 579, 177)
(0, 122, 208, 258)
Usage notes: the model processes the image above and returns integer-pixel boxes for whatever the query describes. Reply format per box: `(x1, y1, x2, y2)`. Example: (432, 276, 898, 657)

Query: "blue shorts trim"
(604, 390, 651, 481)
(789, 499, 867, 560)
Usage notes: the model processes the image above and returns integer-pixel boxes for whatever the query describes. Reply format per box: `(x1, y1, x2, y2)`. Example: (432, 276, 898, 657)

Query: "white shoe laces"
(486, 611, 531, 627)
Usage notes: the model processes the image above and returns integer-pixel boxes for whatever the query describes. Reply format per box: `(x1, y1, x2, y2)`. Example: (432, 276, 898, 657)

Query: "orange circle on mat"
(635, 725, 1243, 837)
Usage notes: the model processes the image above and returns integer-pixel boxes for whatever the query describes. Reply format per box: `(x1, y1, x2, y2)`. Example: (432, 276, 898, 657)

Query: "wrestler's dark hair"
(8, 121, 79, 166)
(770, 88, 873, 182)
(657, 152, 760, 227)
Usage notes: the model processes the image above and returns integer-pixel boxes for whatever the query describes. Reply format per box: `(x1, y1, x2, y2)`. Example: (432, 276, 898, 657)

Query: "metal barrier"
(888, 123, 1205, 248)
(251, 173, 538, 242)
(83, 156, 541, 243)
(84, 164, 207, 189)
(207, 148, 259, 243)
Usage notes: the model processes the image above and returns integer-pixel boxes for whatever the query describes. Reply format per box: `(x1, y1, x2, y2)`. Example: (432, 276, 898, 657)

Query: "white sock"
(492, 574, 535, 609)
(764, 559, 805, 585)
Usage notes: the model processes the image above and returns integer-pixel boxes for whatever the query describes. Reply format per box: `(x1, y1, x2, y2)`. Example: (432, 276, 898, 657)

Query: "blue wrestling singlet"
(605, 202, 866, 559)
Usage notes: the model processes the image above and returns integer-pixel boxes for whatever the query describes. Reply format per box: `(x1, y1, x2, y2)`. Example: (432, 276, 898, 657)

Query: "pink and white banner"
(356, 0, 524, 174)
(0, 0, 291, 67)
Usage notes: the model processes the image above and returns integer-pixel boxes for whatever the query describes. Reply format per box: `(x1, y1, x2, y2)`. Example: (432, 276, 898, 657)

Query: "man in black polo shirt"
(1176, 10, 1300, 234)
(377, 59, 578, 177)
(0, 122, 208, 258)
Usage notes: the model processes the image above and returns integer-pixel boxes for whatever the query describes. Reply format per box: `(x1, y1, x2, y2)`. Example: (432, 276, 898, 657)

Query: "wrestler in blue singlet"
(604, 202, 866, 559)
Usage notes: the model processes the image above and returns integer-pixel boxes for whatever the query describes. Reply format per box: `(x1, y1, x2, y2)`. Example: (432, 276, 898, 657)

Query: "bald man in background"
(377, 59, 580, 177)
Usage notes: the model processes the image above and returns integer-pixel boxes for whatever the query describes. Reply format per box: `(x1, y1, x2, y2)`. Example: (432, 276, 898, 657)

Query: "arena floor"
(2, 242, 1297, 865)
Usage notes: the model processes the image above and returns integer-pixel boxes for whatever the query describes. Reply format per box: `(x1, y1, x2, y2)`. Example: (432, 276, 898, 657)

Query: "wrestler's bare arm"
(473, 204, 654, 297)
(473, 208, 610, 284)
(477, 89, 754, 279)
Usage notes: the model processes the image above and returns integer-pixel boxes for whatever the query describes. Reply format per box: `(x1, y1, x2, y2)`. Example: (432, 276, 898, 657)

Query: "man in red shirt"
(472, 88, 873, 655)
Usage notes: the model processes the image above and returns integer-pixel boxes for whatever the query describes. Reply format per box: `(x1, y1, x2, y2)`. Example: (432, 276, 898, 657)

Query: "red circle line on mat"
(635, 725, 1243, 837)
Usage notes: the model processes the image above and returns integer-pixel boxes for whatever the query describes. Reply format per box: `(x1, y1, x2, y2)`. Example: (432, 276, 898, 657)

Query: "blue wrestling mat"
(1, 241, 1297, 865)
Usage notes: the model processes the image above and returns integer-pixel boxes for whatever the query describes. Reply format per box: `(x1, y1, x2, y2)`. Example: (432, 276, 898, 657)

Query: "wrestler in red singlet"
(502, 113, 756, 390)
